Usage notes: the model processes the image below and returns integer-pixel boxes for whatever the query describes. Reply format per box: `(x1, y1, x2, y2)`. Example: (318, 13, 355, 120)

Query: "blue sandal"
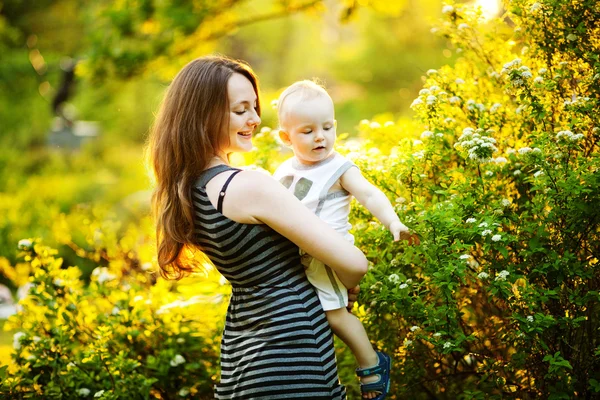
(356, 351, 392, 399)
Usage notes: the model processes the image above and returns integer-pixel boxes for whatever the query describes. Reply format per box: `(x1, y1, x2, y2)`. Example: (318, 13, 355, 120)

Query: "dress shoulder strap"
(193, 164, 239, 188)
(217, 169, 242, 213)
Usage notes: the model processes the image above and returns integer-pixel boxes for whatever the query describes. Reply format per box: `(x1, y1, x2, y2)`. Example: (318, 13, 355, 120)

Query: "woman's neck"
(207, 154, 229, 169)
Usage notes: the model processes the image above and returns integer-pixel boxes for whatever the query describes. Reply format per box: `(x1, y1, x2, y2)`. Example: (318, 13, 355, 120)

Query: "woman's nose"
(248, 111, 261, 127)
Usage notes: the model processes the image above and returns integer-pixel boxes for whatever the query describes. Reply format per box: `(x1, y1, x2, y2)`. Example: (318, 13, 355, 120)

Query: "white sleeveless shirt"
(273, 152, 356, 244)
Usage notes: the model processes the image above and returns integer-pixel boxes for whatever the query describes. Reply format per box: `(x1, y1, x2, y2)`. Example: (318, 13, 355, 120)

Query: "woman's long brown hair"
(148, 55, 261, 279)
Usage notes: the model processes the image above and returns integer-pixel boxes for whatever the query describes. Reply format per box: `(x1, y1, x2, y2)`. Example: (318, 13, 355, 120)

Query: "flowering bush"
(1, 236, 226, 399)
(2, 1, 599, 398)
(339, 1, 599, 398)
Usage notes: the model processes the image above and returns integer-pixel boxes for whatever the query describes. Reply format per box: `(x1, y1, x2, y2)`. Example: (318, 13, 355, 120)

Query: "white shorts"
(300, 251, 348, 311)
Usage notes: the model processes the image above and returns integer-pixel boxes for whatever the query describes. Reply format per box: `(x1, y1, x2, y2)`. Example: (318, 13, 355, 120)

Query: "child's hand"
(390, 221, 420, 245)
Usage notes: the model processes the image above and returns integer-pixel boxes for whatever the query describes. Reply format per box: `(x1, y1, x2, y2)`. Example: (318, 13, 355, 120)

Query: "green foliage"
(2, 1, 599, 398)
(330, 1, 599, 398)
(239, 0, 600, 397)
(1, 238, 225, 399)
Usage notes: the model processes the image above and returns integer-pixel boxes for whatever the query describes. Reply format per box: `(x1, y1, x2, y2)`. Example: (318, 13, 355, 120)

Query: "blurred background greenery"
(1, 0, 494, 267)
(5, 0, 600, 399)
(0, 0, 501, 380)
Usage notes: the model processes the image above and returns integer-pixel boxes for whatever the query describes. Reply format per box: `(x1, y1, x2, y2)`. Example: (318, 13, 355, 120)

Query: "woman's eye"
(234, 110, 246, 115)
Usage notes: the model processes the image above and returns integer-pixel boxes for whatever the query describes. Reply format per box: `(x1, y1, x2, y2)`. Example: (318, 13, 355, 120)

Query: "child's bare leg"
(326, 307, 380, 399)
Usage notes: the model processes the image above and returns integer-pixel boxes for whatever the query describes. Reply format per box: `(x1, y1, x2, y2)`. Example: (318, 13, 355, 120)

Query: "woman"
(148, 55, 368, 399)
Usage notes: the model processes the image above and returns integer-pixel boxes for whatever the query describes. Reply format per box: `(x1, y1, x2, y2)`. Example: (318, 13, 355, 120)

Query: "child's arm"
(340, 167, 419, 244)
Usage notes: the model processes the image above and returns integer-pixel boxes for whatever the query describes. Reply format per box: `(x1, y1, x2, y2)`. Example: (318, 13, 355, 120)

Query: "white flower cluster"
(78, 388, 91, 397)
(530, 2, 541, 12)
(501, 58, 533, 87)
(495, 270, 510, 281)
(442, 5, 454, 14)
(466, 99, 486, 112)
(13, 331, 26, 349)
(556, 130, 584, 142)
(454, 127, 498, 163)
(411, 98, 423, 108)
(518, 147, 532, 154)
(564, 96, 591, 107)
(413, 150, 425, 159)
(501, 58, 521, 74)
(443, 341, 453, 349)
(18, 239, 33, 250)
(92, 267, 117, 284)
(389, 274, 400, 284)
(466, 218, 477, 223)
(477, 272, 489, 279)
(412, 85, 449, 109)
(527, 315, 535, 323)
(410, 325, 421, 332)
(170, 354, 186, 367)
(490, 103, 502, 113)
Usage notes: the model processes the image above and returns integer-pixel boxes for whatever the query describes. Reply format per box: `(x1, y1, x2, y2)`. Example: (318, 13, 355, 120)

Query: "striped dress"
(192, 165, 346, 400)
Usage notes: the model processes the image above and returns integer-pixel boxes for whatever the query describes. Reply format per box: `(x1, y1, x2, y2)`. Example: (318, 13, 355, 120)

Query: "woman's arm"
(223, 170, 368, 288)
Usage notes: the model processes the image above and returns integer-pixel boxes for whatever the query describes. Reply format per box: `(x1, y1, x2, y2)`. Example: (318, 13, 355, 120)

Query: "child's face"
(280, 95, 336, 166)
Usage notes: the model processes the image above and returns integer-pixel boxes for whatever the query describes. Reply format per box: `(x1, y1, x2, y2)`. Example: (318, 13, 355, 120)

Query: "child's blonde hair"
(277, 80, 332, 130)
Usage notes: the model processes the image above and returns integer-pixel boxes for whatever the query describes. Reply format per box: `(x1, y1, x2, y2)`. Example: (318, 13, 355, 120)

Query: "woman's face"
(220, 73, 261, 157)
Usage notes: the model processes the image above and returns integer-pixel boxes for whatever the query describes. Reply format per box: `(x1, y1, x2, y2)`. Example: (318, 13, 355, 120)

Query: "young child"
(273, 80, 418, 400)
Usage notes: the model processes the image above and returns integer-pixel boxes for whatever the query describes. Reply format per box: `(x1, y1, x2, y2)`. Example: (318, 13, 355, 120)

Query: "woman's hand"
(347, 285, 360, 312)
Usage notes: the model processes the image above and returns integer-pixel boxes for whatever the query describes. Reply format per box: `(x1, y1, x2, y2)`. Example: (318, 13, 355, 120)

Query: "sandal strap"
(356, 363, 384, 377)
(360, 380, 386, 393)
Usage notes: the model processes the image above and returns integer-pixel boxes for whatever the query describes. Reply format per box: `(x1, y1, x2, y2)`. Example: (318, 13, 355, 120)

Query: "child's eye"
(303, 130, 312, 134)
(324, 126, 332, 131)
(234, 110, 246, 115)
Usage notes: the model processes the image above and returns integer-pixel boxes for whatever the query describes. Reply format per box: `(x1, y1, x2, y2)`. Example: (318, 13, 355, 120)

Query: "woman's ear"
(278, 130, 292, 146)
